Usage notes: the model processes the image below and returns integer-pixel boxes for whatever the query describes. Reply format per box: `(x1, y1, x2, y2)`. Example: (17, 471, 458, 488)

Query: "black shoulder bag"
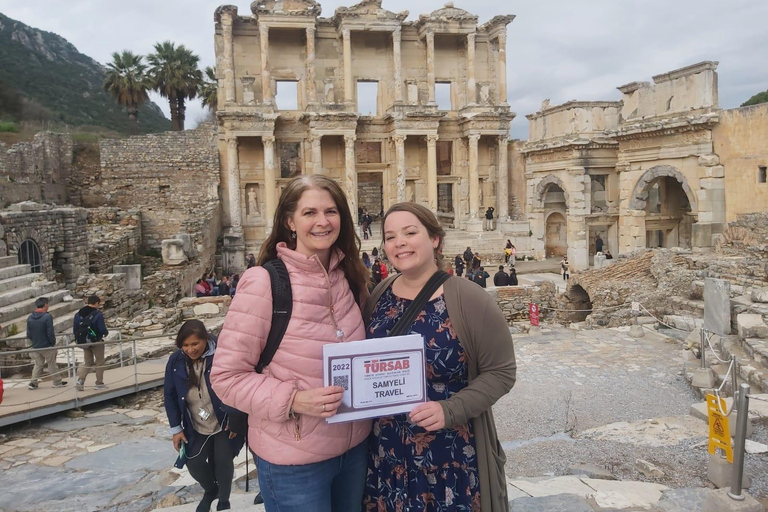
(387, 271, 451, 337)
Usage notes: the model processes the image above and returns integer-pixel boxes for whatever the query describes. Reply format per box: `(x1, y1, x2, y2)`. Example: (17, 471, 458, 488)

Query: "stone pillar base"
(692, 367, 717, 388)
(223, 227, 245, 272)
(465, 219, 483, 232)
(707, 453, 751, 490)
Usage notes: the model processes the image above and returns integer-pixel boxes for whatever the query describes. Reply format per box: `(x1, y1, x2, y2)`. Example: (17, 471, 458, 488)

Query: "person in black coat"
(164, 320, 246, 512)
(509, 267, 519, 286)
(493, 266, 510, 287)
(454, 255, 465, 277)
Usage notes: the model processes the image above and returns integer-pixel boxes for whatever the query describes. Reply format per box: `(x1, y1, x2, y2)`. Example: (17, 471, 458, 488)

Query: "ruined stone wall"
(713, 104, 768, 222)
(74, 272, 146, 321)
(86, 208, 142, 274)
(0, 132, 72, 207)
(0, 205, 88, 286)
(93, 124, 221, 251)
(489, 282, 557, 323)
(527, 102, 621, 142)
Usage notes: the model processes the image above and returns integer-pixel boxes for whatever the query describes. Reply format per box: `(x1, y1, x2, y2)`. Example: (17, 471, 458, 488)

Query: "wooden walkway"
(0, 356, 168, 428)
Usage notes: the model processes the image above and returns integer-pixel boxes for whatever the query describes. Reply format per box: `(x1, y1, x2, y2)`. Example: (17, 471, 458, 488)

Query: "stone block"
(593, 253, 606, 268)
(113, 265, 142, 290)
(510, 494, 594, 512)
(635, 458, 665, 478)
(698, 154, 720, 166)
(629, 325, 645, 338)
(702, 488, 762, 512)
(704, 278, 731, 335)
(161, 239, 187, 266)
(750, 289, 768, 304)
(692, 223, 713, 248)
(737, 314, 768, 340)
(700, 178, 725, 190)
(705, 165, 725, 178)
(194, 303, 220, 316)
(173, 233, 194, 256)
(708, 452, 751, 489)
(692, 367, 717, 388)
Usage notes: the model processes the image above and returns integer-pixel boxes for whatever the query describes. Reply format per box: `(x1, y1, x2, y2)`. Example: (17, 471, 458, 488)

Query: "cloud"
(3, 0, 767, 139)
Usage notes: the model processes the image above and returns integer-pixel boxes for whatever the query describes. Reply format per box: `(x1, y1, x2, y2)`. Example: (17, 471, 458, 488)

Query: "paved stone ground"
(1, 324, 767, 511)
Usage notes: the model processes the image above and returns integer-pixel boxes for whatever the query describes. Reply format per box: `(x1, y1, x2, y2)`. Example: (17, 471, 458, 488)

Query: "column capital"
(425, 30, 434, 43)
(263, 135, 276, 145)
(468, 133, 481, 143)
(342, 27, 351, 39)
(498, 134, 509, 144)
(426, 134, 439, 145)
(392, 134, 407, 144)
(392, 26, 401, 42)
(226, 137, 238, 150)
(467, 32, 475, 44)
(344, 133, 357, 144)
(309, 133, 323, 143)
(306, 26, 316, 37)
(497, 31, 507, 45)
(259, 23, 269, 35)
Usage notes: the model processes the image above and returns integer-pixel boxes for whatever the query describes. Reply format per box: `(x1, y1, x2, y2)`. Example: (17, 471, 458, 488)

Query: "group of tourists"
(26, 294, 109, 392)
(163, 175, 517, 512)
(195, 272, 240, 298)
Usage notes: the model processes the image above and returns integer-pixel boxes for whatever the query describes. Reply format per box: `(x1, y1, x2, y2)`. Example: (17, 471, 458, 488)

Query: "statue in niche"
(406, 182, 415, 203)
(479, 83, 491, 105)
(246, 184, 261, 217)
(407, 82, 419, 105)
(324, 80, 335, 103)
(478, 183, 484, 207)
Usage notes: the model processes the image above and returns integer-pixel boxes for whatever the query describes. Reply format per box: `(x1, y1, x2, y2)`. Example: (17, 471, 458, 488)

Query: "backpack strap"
(255, 259, 293, 374)
(363, 274, 399, 326)
(388, 271, 450, 337)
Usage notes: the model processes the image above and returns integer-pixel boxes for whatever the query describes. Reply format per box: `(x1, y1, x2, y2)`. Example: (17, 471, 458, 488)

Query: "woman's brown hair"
(257, 175, 369, 301)
(381, 202, 446, 270)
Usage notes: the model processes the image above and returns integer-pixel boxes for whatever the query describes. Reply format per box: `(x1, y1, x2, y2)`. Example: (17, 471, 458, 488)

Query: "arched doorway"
(642, 176, 693, 248)
(545, 211, 567, 258)
(18, 239, 42, 273)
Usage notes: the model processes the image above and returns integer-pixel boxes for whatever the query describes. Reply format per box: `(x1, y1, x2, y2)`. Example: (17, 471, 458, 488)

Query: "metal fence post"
(700, 328, 707, 369)
(132, 337, 138, 391)
(731, 355, 738, 405)
(118, 332, 124, 368)
(727, 383, 750, 501)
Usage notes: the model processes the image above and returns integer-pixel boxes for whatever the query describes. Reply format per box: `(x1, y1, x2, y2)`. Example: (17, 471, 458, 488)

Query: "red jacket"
(380, 262, 388, 279)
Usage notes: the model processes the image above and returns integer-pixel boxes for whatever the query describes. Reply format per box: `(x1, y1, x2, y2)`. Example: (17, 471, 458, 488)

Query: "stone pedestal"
(692, 367, 717, 388)
(594, 253, 607, 269)
(222, 227, 245, 272)
(161, 240, 187, 266)
(703, 488, 762, 512)
(465, 219, 483, 232)
(707, 453, 751, 490)
(113, 265, 142, 290)
(704, 278, 731, 335)
(629, 324, 644, 338)
(174, 234, 195, 257)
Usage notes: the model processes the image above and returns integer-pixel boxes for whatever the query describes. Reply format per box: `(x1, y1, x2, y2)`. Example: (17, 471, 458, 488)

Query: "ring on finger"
(322, 403, 326, 412)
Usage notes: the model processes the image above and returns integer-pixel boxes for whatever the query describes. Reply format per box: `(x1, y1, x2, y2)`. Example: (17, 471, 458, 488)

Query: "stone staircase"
(0, 255, 81, 349)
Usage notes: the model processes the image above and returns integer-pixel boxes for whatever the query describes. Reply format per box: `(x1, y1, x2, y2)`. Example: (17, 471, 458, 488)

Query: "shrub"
(0, 121, 19, 133)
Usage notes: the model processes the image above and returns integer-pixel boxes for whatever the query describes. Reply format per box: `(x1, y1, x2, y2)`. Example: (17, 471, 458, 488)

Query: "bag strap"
(388, 271, 450, 338)
(256, 259, 293, 374)
(363, 274, 399, 325)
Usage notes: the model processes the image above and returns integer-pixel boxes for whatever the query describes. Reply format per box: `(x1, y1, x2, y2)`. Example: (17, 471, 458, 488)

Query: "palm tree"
(200, 66, 218, 112)
(146, 41, 203, 131)
(103, 51, 150, 123)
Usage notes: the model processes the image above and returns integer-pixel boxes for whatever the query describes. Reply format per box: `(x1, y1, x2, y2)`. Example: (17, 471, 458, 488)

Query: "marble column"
(310, 134, 322, 174)
(497, 32, 507, 105)
(305, 27, 316, 105)
(497, 135, 509, 221)
(426, 135, 438, 210)
(221, 11, 236, 104)
(263, 136, 277, 233)
(226, 137, 242, 228)
(468, 134, 480, 220)
(259, 23, 272, 105)
(466, 33, 476, 106)
(344, 134, 357, 217)
(342, 28, 353, 105)
(392, 28, 403, 104)
(425, 30, 435, 105)
(394, 134, 407, 201)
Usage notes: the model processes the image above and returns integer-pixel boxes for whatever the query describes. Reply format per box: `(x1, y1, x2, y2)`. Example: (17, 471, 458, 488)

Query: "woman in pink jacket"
(211, 175, 371, 512)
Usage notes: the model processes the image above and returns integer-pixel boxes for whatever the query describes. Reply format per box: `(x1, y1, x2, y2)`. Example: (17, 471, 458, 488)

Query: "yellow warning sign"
(706, 393, 733, 463)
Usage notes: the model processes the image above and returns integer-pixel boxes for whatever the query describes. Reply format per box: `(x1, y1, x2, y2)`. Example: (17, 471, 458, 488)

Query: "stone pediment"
(334, 0, 408, 23)
(251, 0, 321, 17)
(420, 2, 478, 24)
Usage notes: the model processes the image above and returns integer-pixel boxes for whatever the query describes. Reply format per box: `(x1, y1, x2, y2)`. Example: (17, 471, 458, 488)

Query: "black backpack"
(74, 311, 98, 344)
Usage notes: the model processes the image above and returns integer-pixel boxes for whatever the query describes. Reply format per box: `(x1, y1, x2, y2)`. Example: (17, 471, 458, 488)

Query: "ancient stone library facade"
(213, 0, 516, 265)
(522, 61, 768, 270)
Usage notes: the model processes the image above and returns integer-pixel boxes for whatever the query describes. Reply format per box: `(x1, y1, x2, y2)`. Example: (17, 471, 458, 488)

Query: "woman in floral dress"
(363, 203, 517, 512)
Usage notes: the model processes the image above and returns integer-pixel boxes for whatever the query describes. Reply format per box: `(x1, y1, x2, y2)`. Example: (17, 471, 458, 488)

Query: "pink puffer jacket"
(210, 243, 371, 465)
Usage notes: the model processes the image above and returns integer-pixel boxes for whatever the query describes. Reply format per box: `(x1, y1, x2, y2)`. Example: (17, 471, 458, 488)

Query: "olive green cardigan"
(364, 274, 517, 512)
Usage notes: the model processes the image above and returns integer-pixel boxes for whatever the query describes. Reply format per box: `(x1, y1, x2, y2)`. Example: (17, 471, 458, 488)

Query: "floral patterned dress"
(363, 288, 480, 512)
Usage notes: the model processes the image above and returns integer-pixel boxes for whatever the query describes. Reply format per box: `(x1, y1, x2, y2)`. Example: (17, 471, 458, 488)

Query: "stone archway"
(628, 165, 697, 212)
(535, 175, 570, 209)
(545, 211, 567, 258)
(18, 238, 42, 273)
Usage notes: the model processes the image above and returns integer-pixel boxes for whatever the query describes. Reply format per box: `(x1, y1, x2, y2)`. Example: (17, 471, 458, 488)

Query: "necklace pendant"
(335, 328, 345, 340)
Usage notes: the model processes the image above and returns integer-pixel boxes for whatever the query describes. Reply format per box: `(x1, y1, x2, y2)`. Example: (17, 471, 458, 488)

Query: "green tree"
(200, 66, 218, 112)
(103, 51, 150, 123)
(741, 90, 768, 107)
(147, 41, 202, 131)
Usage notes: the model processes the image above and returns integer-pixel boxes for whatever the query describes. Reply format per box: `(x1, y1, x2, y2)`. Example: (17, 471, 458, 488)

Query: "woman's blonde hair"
(381, 202, 446, 270)
(257, 175, 369, 300)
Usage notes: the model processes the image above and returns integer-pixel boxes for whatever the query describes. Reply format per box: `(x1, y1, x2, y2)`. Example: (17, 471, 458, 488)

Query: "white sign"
(323, 334, 427, 424)
(632, 301, 640, 312)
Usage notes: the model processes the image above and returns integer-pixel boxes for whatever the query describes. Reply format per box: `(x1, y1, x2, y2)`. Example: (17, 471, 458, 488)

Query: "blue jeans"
(257, 440, 367, 512)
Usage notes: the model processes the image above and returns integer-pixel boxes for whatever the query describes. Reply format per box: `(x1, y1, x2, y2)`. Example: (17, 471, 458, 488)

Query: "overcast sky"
(4, 0, 767, 139)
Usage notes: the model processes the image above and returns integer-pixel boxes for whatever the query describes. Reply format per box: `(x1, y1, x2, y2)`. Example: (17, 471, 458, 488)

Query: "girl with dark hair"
(164, 320, 245, 512)
(211, 175, 371, 512)
(362, 202, 517, 512)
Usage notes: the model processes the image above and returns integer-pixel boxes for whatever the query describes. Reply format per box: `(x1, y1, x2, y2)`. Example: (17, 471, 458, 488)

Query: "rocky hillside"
(0, 12, 169, 133)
